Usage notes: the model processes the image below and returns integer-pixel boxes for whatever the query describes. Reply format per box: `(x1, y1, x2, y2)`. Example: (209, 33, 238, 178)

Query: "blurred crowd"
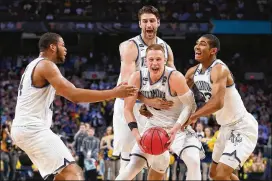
(0, 0, 270, 21)
(1, 53, 271, 180)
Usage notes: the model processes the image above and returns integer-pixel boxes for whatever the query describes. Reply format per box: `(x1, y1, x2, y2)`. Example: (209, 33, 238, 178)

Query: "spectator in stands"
(82, 127, 100, 181)
(73, 123, 88, 169)
(201, 127, 214, 181)
(195, 121, 205, 139)
(100, 126, 115, 180)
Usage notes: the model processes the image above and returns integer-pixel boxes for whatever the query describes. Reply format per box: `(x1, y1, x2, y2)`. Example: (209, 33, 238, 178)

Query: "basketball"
(140, 127, 170, 155)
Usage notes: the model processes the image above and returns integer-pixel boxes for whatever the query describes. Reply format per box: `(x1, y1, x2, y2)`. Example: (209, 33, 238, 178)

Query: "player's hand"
(147, 98, 173, 110)
(139, 104, 153, 118)
(166, 123, 181, 149)
(182, 114, 198, 129)
(113, 83, 138, 98)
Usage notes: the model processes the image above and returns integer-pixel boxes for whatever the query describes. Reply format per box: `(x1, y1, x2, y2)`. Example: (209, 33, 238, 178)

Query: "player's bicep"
(170, 71, 190, 95)
(210, 65, 228, 106)
(120, 41, 138, 82)
(39, 60, 76, 97)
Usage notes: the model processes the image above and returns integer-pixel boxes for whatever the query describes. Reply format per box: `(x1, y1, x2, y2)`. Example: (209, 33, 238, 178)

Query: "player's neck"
(140, 33, 157, 46)
(39, 52, 55, 63)
(201, 56, 216, 70)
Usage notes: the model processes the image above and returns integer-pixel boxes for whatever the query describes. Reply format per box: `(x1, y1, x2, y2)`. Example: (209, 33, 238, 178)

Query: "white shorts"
(130, 123, 204, 173)
(112, 98, 147, 157)
(11, 126, 75, 180)
(212, 113, 258, 169)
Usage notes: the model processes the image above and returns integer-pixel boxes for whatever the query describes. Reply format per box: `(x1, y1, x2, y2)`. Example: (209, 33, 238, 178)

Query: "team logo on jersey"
(142, 77, 148, 85)
(162, 76, 167, 86)
(229, 131, 243, 146)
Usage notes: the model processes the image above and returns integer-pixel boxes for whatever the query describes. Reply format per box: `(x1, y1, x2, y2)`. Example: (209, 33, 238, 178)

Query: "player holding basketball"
(184, 34, 258, 180)
(116, 44, 204, 180)
(113, 5, 175, 172)
(10, 32, 138, 180)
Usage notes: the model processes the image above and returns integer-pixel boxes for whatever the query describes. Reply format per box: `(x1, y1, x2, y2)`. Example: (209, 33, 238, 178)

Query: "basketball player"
(184, 34, 258, 180)
(113, 5, 175, 172)
(10, 32, 138, 180)
(116, 44, 204, 180)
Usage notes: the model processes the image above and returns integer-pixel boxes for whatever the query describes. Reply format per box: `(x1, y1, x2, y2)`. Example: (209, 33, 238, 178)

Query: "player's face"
(56, 37, 67, 63)
(194, 37, 217, 62)
(139, 13, 160, 40)
(146, 50, 165, 75)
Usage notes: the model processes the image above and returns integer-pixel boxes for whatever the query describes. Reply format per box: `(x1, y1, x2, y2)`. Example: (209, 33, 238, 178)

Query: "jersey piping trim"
(168, 70, 176, 97)
(129, 39, 139, 62)
(31, 59, 50, 89)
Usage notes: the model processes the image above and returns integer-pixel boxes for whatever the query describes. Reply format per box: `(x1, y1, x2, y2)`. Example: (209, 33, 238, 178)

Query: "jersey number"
(18, 67, 29, 96)
(200, 92, 212, 102)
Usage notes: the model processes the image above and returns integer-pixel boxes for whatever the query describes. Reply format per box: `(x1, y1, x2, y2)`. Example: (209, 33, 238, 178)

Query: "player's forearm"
(124, 108, 140, 138)
(137, 93, 150, 105)
(192, 98, 223, 119)
(68, 88, 117, 103)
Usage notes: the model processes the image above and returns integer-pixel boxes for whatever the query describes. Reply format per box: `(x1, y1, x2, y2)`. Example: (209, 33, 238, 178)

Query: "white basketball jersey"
(140, 67, 184, 128)
(193, 59, 247, 125)
(117, 35, 169, 85)
(13, 58, 56, 128)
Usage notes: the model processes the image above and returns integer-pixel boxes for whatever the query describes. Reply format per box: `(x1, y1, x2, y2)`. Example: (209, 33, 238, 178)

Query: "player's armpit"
(185, 65, 199, 88)
(166, 44, 176, 69)
(120, 41, 138, 83)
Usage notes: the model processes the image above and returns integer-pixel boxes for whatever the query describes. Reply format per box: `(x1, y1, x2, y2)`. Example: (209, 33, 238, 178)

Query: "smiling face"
(146, 47, 165, 76)
(139, 13, 160, 40)
(194, 36, 218, 63)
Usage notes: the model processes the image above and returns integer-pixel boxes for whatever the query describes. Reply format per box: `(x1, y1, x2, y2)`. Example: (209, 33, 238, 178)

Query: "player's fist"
(139, 104, 153, 118)
(113, 84, 138, 98)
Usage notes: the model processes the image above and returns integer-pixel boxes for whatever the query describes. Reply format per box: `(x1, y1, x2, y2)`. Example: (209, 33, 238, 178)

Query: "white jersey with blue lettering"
(140, 66, 184, 128)
(193, 59, 247, 126)
(13, 58, 56, 128)
(116, 35, 169, 85)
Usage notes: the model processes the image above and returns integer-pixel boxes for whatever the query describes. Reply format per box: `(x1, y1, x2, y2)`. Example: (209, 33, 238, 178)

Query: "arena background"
(0, 0, 271, 180)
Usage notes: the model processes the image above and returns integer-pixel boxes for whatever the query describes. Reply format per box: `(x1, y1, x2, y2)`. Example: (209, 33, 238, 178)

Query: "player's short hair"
(138, 5, 160, 20)
(146, 44, 165, 55)
(38, 32, 61, 52)
(201, 34, 220, 52)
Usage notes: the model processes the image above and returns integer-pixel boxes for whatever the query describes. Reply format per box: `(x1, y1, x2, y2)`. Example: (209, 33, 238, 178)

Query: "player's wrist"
(128, 122, 138, 131)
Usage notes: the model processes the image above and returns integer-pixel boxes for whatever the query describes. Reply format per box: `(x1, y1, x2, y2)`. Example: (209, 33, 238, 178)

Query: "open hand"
(148, 98, 173, 110)
(113, 82, 138, 98)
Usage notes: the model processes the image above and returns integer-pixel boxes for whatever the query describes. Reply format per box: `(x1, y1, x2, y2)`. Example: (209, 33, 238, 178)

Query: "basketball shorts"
(112, 98, 147, 157)
(212, 113, 258, 169)
(11, 126, 75, 180)
(130, 123, 204, 173)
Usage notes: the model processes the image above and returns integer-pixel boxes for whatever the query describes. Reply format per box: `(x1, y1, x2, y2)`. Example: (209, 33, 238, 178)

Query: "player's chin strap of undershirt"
(176, 90, 197, 126)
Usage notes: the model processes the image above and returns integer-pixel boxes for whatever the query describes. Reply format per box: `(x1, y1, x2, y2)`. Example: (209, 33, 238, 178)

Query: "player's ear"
(210, 48, 218, 55)
(139, 21, 142, 29)
(157, 19, 160, 27)
(49, 44, 56, 52)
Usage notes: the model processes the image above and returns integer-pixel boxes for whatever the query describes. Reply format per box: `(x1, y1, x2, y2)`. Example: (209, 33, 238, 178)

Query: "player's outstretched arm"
(184, 64, 228, 127)
(124, 71, 141, 144)
(185, 64, 199, 88)
(166, 44, 176, 69)
(119, 41, 138, 83)
(38, 60, 138, 103)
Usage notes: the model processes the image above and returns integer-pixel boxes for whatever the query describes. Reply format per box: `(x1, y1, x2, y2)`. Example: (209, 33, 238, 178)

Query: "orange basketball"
(140, 127, 170, 155)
